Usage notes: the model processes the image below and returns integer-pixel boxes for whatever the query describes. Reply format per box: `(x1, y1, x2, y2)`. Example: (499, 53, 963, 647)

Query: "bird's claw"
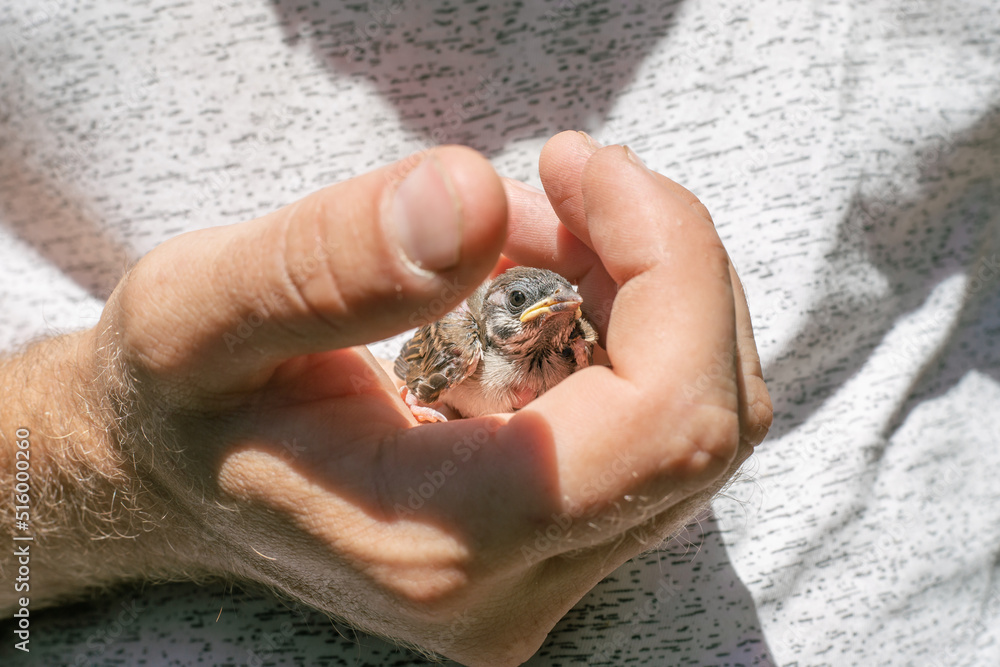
(399, 386, 449, 423)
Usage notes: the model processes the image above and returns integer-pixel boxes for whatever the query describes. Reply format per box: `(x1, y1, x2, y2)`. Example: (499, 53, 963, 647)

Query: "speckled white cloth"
(2, 1, 998, 665)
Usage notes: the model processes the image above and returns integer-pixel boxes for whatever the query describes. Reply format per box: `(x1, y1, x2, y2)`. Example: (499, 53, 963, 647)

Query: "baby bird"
(394, 266, 597, 422)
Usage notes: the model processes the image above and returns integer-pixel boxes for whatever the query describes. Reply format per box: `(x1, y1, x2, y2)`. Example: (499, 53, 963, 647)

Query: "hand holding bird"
(80, 131, 770, 666)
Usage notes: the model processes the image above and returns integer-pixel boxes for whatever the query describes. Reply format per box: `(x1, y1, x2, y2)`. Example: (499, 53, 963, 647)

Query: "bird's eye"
(508, 290, 527, 309)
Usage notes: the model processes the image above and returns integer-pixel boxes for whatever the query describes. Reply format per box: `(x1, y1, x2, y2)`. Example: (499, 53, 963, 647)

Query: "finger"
(112, 146, 508, 396)
(528, 145, 741, 541)
(581, 144, 737, 409)
(729, 263, 773, 449)
(537, 133, 767, 449)
(537, 130, 714, 257)
(500, 175, 596, 277)
(537, 130, 603, 249)
(500, 174, 617, 339)
(538, 135, 741, 439)
(579, 144, 769, 449)
(540, 135, 738, 395)
(500, 131, 605, 283)
(376, 356, 406, 392)
(528, 132, 623, 339)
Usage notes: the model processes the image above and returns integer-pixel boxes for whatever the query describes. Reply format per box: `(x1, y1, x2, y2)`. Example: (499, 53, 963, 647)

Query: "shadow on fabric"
(764, 105, 1000, 443)
(269, 0, 686, 155)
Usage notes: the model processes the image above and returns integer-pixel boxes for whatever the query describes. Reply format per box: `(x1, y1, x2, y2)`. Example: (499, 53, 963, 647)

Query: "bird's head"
(473, 266, 584, 353)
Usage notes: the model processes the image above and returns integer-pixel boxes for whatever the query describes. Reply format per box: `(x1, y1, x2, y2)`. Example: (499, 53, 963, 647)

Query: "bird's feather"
(394, 267, 597, 420)
(395, 306, 482, 403)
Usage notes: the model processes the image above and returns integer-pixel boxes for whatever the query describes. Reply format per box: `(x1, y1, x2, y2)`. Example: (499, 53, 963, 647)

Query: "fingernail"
(388, 156, 462, 273)
(623, 144, 647, 167)
(578, 130, 603, 150)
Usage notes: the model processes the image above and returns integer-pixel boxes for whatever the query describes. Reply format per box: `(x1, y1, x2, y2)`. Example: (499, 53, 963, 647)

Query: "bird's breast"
(440, 346, 576, 417)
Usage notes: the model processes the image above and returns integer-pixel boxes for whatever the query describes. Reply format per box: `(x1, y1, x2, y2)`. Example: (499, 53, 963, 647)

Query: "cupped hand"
(90, 132, 771, 666)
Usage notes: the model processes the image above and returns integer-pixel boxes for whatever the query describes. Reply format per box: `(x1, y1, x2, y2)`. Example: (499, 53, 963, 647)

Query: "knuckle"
(282, 227, 348, 314)
(666, 405, 741, 482)
(275, 213, 370, 343)
(696, 405, 742, 464)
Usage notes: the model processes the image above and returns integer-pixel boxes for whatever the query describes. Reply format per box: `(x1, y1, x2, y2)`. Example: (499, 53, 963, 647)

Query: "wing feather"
(394, 309, 482, 403)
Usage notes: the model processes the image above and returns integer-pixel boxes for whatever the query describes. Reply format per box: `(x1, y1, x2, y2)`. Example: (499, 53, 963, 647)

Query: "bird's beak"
(519, 293, 584, 323)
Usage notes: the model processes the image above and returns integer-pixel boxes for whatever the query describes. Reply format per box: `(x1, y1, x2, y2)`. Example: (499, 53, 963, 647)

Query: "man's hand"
(0, 132, 770, 666)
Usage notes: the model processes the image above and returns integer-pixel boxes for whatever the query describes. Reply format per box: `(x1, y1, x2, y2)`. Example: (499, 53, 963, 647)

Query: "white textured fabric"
(2, 0, 998, 665)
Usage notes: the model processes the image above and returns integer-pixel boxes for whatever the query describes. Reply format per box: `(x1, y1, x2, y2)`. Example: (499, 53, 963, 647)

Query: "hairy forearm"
(0, 330, 187, 613)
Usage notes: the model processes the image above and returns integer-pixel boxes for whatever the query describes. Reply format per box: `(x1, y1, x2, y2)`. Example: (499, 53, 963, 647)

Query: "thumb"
(109, 146, 507, 394)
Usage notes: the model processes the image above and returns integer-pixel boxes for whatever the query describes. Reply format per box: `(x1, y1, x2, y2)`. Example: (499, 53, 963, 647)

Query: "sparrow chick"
(394, 266, 598, 422)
